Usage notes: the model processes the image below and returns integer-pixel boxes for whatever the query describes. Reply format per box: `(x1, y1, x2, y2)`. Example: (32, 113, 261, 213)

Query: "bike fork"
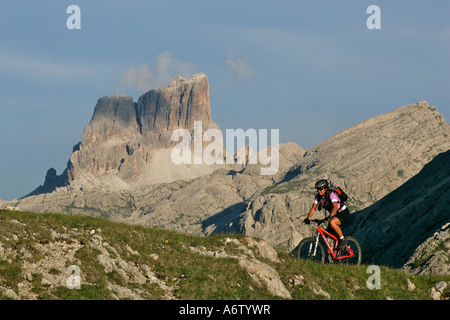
(309, 233, 321, 256)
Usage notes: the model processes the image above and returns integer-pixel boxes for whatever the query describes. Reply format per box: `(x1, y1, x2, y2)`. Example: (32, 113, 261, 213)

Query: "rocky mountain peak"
(136, 72, 212, 133)
(168, 72, 207, 87)
(82, 94, 139, 149)
(30, 73, 220, 195)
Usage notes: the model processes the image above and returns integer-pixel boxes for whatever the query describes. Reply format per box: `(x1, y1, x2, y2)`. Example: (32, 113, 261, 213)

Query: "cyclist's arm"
(330, 201, 339, 217)
(306, 202, 318, 219)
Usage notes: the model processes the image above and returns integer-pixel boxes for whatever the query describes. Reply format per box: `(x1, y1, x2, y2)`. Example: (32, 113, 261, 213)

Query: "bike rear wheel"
(296, 237, 325, 263)
(337, 236, 362, 265)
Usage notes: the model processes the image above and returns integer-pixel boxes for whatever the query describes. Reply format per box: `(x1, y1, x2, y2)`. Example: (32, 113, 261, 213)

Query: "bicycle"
(296, 217, 362, 265)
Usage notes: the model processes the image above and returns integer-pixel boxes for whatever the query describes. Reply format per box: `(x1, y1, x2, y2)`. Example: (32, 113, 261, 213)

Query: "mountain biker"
(303, 179, 350, 249)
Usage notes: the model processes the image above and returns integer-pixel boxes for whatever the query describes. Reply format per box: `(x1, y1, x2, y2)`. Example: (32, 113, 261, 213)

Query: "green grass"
(0, 209, 448, 300)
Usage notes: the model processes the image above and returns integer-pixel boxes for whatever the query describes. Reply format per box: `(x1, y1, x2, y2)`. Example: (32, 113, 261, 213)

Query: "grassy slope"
(0, 209, 448, 300)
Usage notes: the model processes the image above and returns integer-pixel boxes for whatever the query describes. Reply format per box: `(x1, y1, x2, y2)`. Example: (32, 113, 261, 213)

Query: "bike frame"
(315, 222, 354, 260)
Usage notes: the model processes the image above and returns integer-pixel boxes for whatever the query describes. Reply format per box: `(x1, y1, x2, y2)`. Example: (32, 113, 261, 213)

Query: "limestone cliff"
(29, 73, 220, 195)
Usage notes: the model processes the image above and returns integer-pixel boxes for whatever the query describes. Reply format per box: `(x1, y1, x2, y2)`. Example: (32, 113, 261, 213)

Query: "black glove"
(303, 218, 310, 225)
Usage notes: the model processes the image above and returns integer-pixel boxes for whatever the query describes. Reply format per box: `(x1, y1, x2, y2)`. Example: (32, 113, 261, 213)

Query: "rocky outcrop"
(25, 168, 69, 197)
(403, 223, 450, 275)
(0, 220, 174, 300)
(29, 73, 219, 196)
(188, 237, 292, 299)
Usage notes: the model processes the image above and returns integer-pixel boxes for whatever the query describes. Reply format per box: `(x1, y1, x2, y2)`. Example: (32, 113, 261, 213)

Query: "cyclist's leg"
(334, 209, 352, 250)
(330, 209, 350, 237)
(330, 213, 349, 250)
(326, 223, 336, 237)
(329, 216, 343, 238)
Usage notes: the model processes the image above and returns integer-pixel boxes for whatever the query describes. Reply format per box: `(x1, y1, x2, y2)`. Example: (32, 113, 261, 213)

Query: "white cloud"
(121, 64, 154, 92)
(225, 56, 254, 80)
(121, 51, 194, 92)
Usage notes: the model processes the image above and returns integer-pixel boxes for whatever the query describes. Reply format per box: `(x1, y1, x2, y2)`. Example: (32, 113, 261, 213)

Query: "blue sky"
(0, 1, 449, 200)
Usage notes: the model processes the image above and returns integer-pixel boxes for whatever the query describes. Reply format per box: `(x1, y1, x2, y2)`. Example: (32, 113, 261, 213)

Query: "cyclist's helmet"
(315, 179, 329, 189)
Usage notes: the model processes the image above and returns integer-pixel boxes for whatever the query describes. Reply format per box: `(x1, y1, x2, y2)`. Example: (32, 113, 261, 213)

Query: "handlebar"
(310, 216, 331, 225)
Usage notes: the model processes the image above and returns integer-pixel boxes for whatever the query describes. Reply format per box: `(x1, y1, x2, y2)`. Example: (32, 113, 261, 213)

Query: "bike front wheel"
(296, 237, 325, 263)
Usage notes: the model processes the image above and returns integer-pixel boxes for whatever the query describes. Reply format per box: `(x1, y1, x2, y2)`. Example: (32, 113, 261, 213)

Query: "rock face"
(137, 74, 212, 133)
(29, 73, 220, 195)
(278, 101, 450, 205)
(70, 94, 142, 181)
(345, 150, 450, 271)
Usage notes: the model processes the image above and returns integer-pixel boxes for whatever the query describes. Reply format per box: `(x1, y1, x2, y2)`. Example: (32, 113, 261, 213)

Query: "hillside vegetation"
(0, 209, 449, 300)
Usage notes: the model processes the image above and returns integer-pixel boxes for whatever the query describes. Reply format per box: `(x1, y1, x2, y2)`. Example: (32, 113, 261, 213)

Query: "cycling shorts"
(333, 208, 350, 226)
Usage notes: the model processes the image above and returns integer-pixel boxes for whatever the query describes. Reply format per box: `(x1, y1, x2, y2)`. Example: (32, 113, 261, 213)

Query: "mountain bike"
(296, 217, 362, 265)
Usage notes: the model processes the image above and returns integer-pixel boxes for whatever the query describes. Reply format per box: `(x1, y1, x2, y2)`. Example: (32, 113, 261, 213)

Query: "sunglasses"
(316, 187, 324, 191)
